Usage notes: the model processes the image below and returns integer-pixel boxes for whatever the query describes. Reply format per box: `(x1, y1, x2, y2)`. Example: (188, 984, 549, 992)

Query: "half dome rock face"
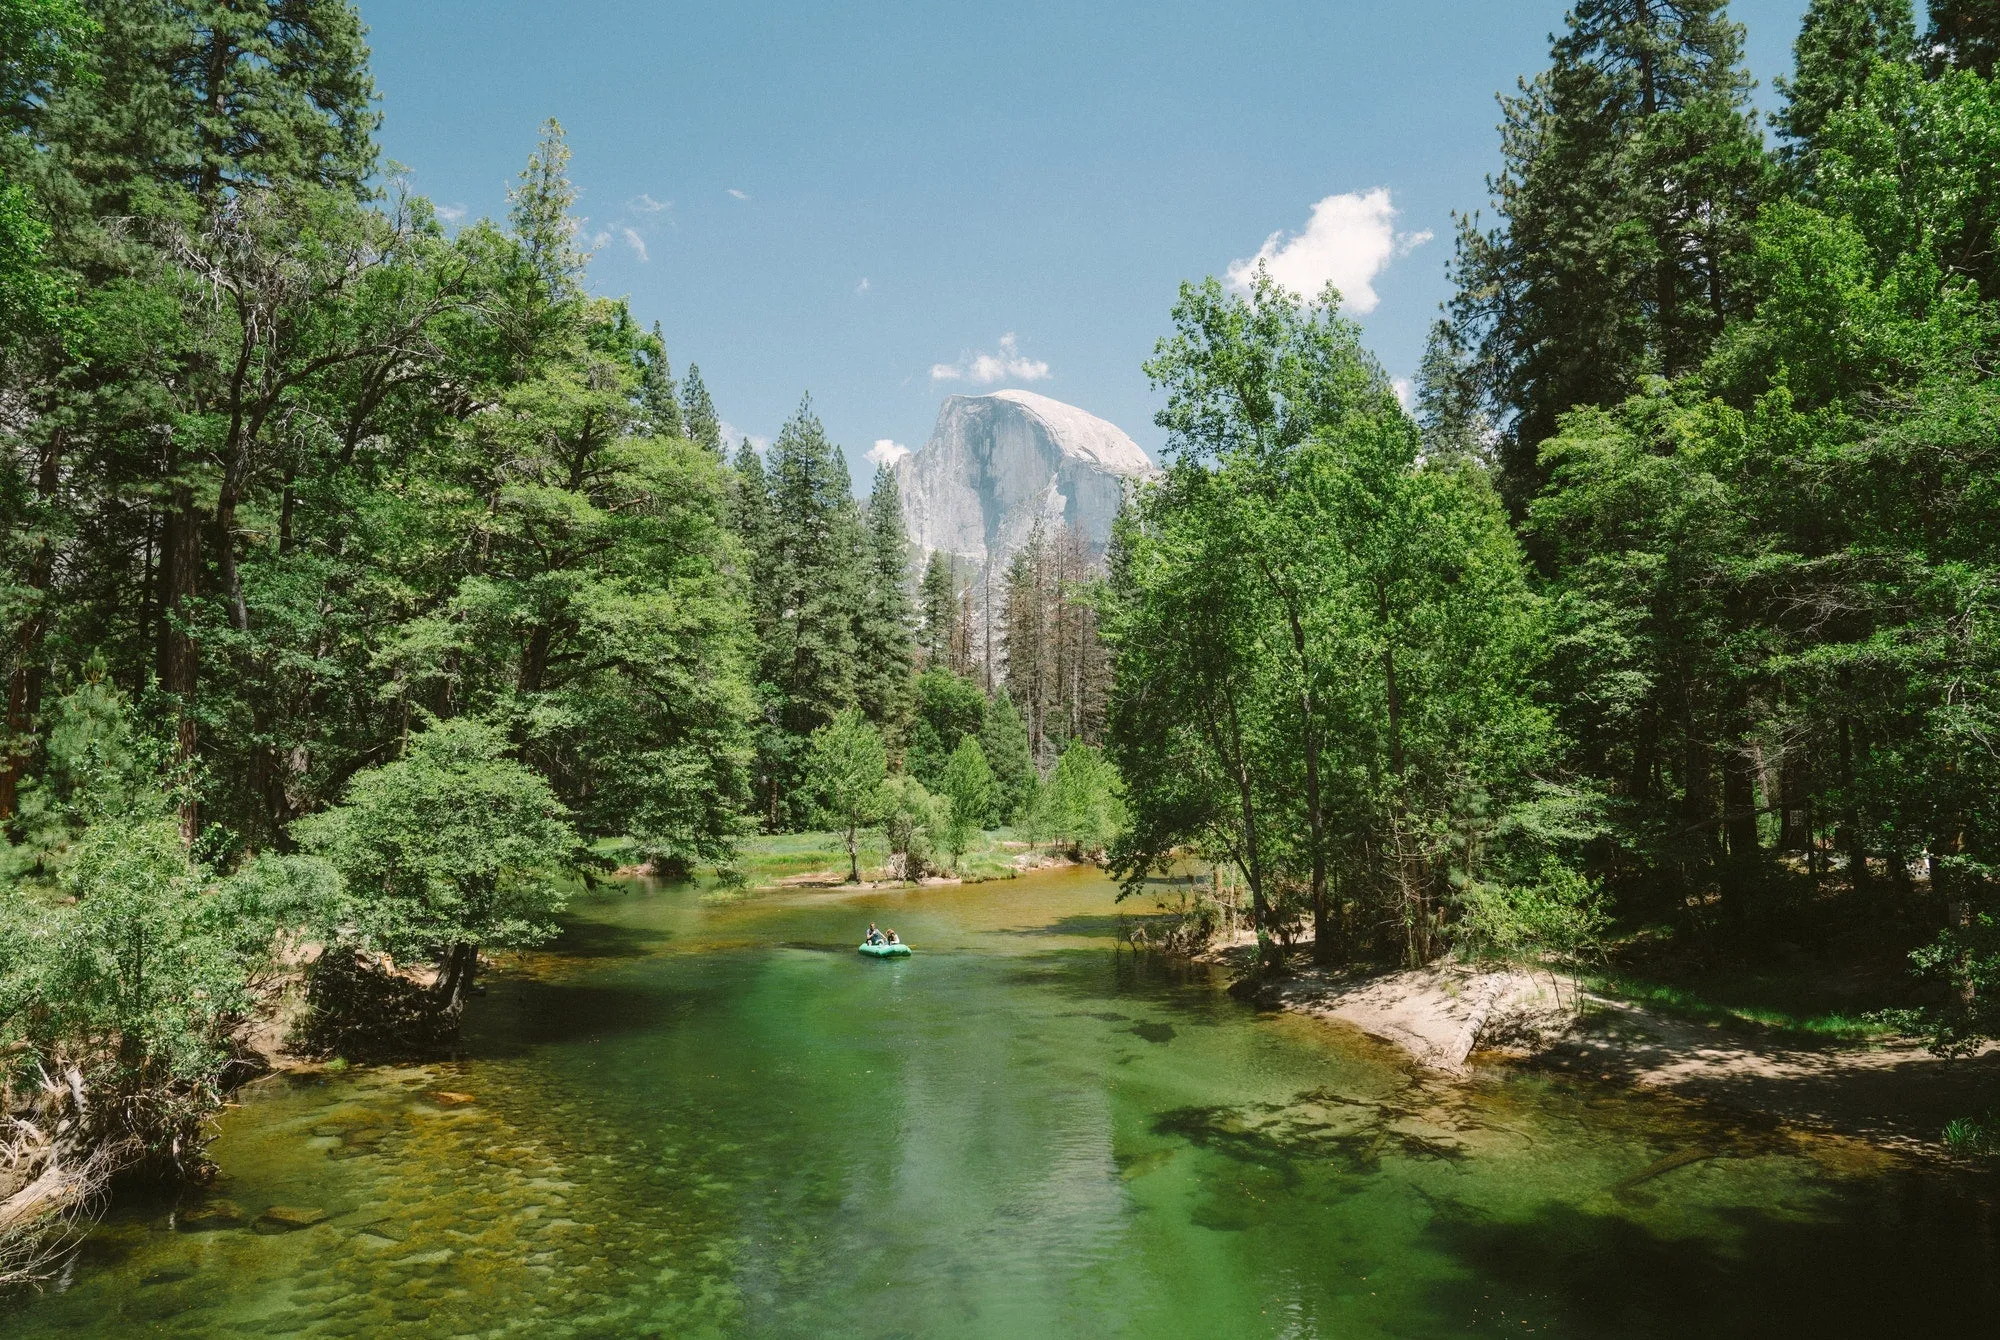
(896, 389, 1154, 569)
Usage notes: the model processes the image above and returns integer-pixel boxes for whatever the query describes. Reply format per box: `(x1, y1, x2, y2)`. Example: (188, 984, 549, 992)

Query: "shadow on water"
(1414, 1174, 2000, 1338)
(463, 974, 728, 1054)
(996, 913, 1129, 938)
(534, 915, 674, 961)
(1154, 1088, 1476, 1184)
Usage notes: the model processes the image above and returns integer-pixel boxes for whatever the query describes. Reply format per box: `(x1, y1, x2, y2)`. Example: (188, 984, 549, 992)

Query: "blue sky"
(357, 0, 1814, 483)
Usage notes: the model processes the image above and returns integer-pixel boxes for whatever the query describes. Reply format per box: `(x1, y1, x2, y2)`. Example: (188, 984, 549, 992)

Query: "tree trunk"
(1778, 745, 1811, 852)
(0, 429, 62, 819)
(1723, 747, 1760, 866)
(1838, 714, 1871, 892)
(433, 943, 479, 1016)
(518, 623, 552, 693)
(158, 481, 203, 844)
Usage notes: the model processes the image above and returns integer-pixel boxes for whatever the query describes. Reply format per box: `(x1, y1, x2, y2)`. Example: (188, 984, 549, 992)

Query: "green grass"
(722, 826, 1049, 890)
(1583, 970, 1900, 1045)
(1943, 1111, 2000, 1157)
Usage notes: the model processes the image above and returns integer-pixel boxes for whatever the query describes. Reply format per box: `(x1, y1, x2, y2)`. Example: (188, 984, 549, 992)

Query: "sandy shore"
(1206, 937, 1999, 1155)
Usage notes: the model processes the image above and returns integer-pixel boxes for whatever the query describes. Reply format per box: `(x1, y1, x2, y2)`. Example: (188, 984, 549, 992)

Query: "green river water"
(9, 867, 1999, 1337)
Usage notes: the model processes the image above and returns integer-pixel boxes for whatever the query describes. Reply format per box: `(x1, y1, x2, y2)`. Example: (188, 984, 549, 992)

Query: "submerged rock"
(897, 389, 1154, 570)
(255, 1205, 329, 1232)
(177, 1201, 246, 1232)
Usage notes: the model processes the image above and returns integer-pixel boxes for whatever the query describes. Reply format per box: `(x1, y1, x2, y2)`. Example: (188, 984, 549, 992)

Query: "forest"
(1110, 0, 2000, 1045)
(1, 0, 1999, 1280)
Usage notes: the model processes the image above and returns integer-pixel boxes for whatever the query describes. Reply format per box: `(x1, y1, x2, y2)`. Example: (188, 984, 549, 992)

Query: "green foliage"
(1774, 1, 1915, 164)
(876, 773, 944, 879)
(1111, 273, 1550, 967)
(1943, 1111, 2000, 1157)
(1928, 0, 2000, 78)
(292, 718, 578, 970)
(0, 180, 69, 342)
(918, 550, 961, 669)
(1450, 0, 1772, 507)
(638, 320, 684, 439)
(739, 398, 867, 825)
(937, 736, 995, 869)
(979, 688, 1035, 824)
(905, 667, 985, 789)
(0, 0, 92, 342)
(0, 0, 93, 117)
(1032, 741, 1125, 860)
(680, 363, 722, 455)
(0, 812, 324, 1173)
(801, 709, 886, 881)
(855, 467, 916, 732)
(6, 676, 168, 873)
(1456, 859, 1610, 973)
(1900, 913, 2000, 1058)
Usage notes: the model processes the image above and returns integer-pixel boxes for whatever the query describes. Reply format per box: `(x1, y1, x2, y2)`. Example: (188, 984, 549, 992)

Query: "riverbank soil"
(1529, 997, 2000, 1153)
(1204, 932, 1998, 1156)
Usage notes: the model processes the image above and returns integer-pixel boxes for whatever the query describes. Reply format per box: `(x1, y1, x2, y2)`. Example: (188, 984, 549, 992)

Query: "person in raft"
(885, 929, 901, 945)
(865, 923, 884, 945)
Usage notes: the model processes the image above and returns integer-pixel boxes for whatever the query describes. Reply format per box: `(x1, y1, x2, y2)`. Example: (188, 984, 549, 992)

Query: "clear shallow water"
(10, 867, 1999, 1338)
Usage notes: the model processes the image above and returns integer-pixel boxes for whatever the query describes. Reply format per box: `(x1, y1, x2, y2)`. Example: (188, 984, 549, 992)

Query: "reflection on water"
(7, 866, 1998, 1337)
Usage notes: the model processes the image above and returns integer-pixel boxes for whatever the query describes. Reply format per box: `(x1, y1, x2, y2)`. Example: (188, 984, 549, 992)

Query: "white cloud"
(856, 277, 871, 293)
(929, 332, 1051, 385)
(587, 228, 612, 250)
(727, 188, 749, 200)
(435, 203, 467, 223)
(1226, 187, 1431, 314)
(1392, 377, 1415, 411)
(628, 193, 667, 213)
(621, 227, 649, 262)
(718, 422, 769, 455)
(866, 438, 911, 469)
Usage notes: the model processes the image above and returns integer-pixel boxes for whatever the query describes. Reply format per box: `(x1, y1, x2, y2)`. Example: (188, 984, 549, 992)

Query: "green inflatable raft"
(857, 941, 911, 958)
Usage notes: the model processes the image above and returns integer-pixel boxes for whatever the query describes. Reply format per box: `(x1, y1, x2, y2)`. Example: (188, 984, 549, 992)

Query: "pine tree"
(727, 438, 774, 611)
(132, 0, 381, 203)
(999, 520, 1106, 762)
(1775, 0, 1916, 165)
(680, 363, 722, 456)
(1003, 526, 1050, 759)
(937, 736, 995, 870)
(21, 0, 388, 839)
(1928, 0, 2000, 78)
(639, 320, 685, 439)
(979, 687, 1036, 824)
(761, 395, 861, 744)
(855, 466, 916, 733)
(1450, 0, 1772, 509)
(918, 550, 959, 667)
(509, 119, 586, 301)
(1414, 319, 1491, 462)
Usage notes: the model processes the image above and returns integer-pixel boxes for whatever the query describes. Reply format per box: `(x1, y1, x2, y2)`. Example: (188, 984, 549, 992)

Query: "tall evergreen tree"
(1450, 0, 1772, 510)
(639, 319, 685, 439)
(855, 466, 915, 732)
(979, 686, 1036, 824)
(680, 362, 722, 455)
(1774, 0, 1915, 165)
(750, 396, 863, 821)
(17, 0, 395, 838)
(918, 549, 959, 668)
(1413, 319, 1492, 462)
(1927, 0, 2000, 78)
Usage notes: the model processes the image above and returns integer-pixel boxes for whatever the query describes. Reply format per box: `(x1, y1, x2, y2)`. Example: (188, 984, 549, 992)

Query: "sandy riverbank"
(1205, 936, 2000, 1156)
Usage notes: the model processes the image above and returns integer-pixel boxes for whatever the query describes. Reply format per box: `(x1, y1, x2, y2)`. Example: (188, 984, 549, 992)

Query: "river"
(8, 866, 1998, 1337)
